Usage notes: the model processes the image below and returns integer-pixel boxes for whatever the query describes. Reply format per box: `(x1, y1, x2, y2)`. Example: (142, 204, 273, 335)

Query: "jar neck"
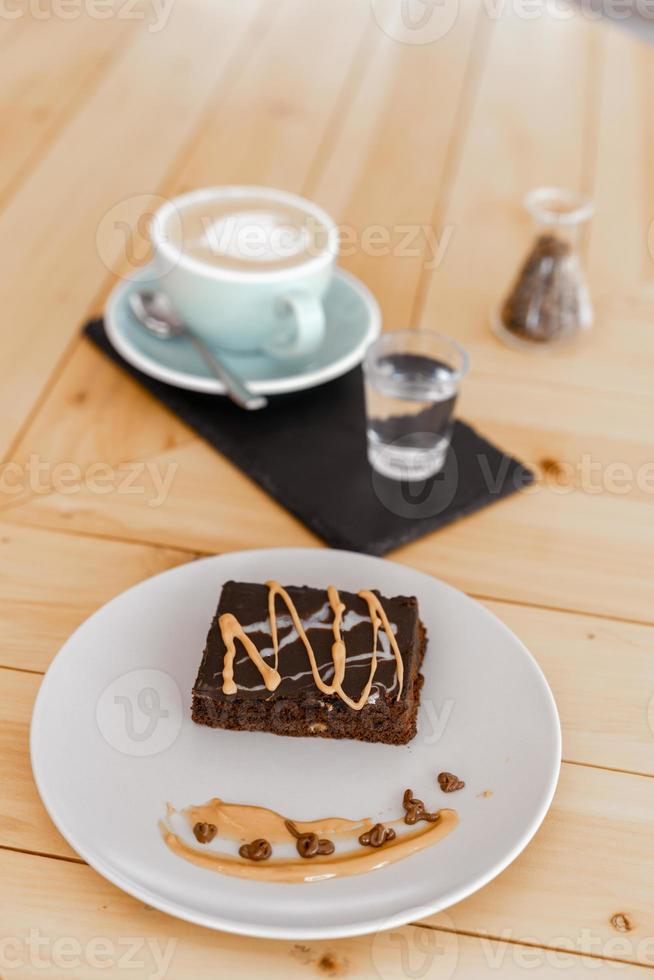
(523, 187, 593, 251)
(531, 218, 583, 249)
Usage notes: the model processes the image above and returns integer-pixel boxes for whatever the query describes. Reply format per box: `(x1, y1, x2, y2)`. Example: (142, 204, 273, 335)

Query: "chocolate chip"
(359, 823, 397, 848)
(239, 838, 272, 862)
(297, 834, 320, 858)
(402, 789, 441, 826)
(285, 820, 335, 858)
(192, 821, 217, 844)
(438, 771, 465, 793)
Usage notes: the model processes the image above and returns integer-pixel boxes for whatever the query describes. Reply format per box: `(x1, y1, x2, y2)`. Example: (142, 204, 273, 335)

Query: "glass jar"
(492, 187, 594, 351)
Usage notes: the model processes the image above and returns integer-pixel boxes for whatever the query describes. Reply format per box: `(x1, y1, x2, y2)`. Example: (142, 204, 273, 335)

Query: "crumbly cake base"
(192, 621, 427, 746)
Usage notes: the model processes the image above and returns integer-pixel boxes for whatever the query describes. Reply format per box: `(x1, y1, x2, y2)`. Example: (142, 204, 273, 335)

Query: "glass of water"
(363, 329, 469, 481)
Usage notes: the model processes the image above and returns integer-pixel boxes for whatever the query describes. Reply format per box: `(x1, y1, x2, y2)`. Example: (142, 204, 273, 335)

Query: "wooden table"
(1, 0, 653, 976)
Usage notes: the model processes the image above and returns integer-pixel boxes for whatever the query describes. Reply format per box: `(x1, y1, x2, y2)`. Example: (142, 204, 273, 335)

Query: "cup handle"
(263, 291, 326, 360)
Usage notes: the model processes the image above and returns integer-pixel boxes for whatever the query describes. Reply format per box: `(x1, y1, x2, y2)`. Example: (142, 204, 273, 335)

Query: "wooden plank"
(414, 7, 654, 398)
(0, 438, 318, 555)
(170, 0, 374, 197)
(587, 27, 654, 294)
(310, 0, 485, 328)
(2, 847, 649, 978)
(0, 522, 193, 673)
(0, 6, 137, 206)
(0, 669, 77, 861)
(396, 486, 654, 624)
(458, 372, 654, 503)
(0, 0, 265, 462)
(0, 339, 193, 510)
(4, 443, 653, 623)
(3, 668, 653, 965)
(483, 600, 654, 776)
(414, 3, 595, 349)
(0, 7, 31, 46)
(424, 763, 654, 964)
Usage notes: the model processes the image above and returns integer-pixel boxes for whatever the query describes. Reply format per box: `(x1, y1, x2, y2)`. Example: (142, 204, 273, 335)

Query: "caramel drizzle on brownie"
(358, 590, 405, 704)
(218, 581, 404, 709)
(220, 614, 281, 695)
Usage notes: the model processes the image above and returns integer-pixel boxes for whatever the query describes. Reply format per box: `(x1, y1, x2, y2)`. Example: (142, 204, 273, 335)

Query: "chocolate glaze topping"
(195, 581, 417, 709)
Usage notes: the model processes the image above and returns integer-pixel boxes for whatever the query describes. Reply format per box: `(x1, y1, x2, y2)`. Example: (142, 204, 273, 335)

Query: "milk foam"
(171, 195, 330, 273)
(199, 209, 312, 263)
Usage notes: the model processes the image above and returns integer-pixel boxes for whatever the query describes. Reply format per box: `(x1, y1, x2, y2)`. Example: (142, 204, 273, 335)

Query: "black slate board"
(85, 319, 534, 555)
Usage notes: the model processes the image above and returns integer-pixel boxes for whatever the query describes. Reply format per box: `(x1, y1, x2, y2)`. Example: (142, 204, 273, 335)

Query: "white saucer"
(31, 548, 561, 940)
(103, 266, 380, 395)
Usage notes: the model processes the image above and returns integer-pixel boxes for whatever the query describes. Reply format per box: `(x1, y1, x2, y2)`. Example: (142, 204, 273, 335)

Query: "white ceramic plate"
(103, 265, 380, 395)
(31, 548, 560, 940)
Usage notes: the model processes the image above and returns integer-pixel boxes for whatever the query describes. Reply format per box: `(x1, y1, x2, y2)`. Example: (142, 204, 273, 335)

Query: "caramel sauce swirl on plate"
(161, 797, 458, 883)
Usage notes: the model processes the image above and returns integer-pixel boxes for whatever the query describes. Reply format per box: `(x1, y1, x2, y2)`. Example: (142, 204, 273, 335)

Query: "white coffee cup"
(150, 186, 339, 360)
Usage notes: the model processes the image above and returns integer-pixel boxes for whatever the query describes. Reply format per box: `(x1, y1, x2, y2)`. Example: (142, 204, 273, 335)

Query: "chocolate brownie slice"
(192, 581, 426, 745)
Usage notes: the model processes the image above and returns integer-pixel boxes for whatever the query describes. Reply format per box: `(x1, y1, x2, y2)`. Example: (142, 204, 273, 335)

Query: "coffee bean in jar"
(492, 188, 594, 350)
